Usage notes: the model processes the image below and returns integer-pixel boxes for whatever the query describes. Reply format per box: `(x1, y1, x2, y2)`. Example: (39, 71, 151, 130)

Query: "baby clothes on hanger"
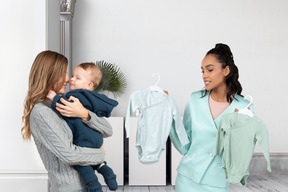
(125, 88, 189, 164)
(213, 112, 271, 186)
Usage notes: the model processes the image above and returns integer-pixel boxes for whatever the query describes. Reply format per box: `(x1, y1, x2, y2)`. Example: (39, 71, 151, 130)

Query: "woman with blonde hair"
(22, 50, 112, 192)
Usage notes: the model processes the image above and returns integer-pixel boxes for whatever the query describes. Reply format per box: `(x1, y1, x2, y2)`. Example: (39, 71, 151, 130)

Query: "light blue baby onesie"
(125, 88, 189, 164)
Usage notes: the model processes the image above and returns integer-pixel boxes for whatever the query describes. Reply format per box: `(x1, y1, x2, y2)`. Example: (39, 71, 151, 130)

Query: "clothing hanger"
(238, 95, 254, 117)
(150, 73, 164, 93)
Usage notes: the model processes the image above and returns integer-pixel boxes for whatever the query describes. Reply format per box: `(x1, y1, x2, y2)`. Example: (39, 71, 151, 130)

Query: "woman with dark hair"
(170, 43, 253, 191)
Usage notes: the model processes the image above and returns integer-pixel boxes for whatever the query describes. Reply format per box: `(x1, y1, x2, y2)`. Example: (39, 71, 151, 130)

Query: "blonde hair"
(79, 62, 102, 89)
(21, 50, 68, 141)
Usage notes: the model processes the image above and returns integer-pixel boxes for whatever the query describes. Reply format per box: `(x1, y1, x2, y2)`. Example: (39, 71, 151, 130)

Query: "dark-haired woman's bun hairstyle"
(202, 43, 243, 102)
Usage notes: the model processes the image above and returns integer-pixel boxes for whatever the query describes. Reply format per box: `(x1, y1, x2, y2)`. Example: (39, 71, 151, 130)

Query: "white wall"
(72, 0, 288, 153)
(0, 0, 59, 190)
(0, 0, 59, 173)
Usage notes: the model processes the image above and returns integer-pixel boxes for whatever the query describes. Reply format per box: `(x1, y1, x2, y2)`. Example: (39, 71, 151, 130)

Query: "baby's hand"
(46, 90, 57, 102)
(101, 144, 106, 155)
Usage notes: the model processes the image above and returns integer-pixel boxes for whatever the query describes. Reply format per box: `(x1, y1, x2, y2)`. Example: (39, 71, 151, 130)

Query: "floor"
(103, 175, 288, 192)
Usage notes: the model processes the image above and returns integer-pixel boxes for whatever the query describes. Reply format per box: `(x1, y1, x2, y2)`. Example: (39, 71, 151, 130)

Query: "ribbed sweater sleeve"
(85, 111, 113, 138)
(30, 103, 105, 166)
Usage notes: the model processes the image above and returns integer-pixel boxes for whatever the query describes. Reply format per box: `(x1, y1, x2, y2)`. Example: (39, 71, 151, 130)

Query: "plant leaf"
(94, 60, 127, 97)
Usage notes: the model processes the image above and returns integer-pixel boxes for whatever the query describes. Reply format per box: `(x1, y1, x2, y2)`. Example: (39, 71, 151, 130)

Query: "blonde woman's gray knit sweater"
(30, 102, 112, 192)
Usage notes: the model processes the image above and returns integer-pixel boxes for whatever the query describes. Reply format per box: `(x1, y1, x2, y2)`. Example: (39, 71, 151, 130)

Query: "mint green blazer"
(170, 91, 253, 188)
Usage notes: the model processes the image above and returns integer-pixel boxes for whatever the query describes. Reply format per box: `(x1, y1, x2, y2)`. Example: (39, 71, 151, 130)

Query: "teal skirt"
(175, 174, 229, 192)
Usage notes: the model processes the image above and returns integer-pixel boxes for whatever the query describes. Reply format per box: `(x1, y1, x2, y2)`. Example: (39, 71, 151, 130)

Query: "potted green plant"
(94, 60, 127, 98)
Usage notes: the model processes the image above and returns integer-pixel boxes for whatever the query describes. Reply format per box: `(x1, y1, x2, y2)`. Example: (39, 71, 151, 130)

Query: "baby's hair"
(78, 62, 102, 89)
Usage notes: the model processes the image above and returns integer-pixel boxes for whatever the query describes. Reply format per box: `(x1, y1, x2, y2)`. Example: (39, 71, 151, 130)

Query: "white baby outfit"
(125, 88, 189, 164)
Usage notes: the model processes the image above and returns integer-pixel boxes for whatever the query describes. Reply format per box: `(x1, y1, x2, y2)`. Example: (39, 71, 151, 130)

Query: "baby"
(48, 62, 118, 192)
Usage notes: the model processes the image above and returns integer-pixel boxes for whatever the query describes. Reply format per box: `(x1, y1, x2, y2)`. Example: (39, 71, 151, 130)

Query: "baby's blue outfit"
(125, 88, 189, 164)
(51, 89, 118, 191)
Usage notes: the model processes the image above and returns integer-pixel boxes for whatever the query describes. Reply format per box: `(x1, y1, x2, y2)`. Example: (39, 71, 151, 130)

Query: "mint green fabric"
(175, 174, 228, 192)
(170, 91, 253, 189)
(213, 112, 271, 186)
(30, 102, 112, 192)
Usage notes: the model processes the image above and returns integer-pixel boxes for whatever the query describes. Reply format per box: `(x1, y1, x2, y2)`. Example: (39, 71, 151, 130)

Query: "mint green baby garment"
(213, 113, 271, 186)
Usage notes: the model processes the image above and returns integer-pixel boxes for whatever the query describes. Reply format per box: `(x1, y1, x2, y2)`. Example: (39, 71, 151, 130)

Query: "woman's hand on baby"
(55, 96, 91, 121)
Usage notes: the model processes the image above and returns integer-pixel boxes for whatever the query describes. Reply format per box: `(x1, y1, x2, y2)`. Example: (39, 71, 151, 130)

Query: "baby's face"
(69, 66, 92, 90)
